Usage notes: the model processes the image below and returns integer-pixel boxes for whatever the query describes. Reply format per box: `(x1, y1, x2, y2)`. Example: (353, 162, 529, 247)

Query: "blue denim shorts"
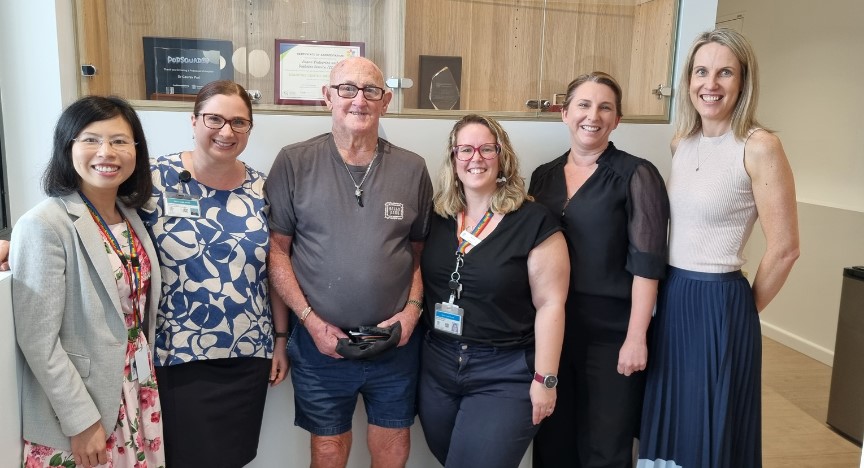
(287, 318, 420, 436)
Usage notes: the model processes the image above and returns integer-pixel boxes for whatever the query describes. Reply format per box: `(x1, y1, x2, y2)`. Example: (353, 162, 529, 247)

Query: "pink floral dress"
(23, 223, 165, 468)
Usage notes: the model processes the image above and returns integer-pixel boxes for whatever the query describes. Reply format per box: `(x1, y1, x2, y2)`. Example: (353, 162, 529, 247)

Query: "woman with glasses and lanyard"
(12, 96, 164, 467)
(142, 80, 289, 467)
(417, 114, 569, 467)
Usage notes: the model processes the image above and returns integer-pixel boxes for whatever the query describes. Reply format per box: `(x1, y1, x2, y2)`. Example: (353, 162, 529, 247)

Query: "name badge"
(134, 345, 152, 384)
(459, 230, 482, 247)
(165, 192, 201, 218)
(434, 302, 464, 336)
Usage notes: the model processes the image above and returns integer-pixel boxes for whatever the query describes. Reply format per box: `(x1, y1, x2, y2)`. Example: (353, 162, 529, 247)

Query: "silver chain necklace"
(342, 151, 379, 207)
(696, 131, 731, 171)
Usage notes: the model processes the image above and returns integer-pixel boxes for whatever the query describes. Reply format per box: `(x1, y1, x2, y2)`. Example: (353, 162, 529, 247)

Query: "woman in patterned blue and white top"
(141, 80, 289, 467)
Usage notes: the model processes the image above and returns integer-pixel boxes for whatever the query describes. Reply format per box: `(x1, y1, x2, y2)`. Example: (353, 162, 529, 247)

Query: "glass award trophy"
(429, 66, 460, 110)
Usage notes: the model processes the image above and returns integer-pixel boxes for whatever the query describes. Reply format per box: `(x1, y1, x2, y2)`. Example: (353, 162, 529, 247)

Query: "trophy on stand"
(429, 66, 460, 110)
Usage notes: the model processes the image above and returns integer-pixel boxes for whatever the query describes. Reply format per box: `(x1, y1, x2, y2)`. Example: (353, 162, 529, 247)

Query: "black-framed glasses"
(330, 83, 386, 101)
(452, 143, 501, 161)
(195, 113, 253, 134)
(71, 136, 138, 154)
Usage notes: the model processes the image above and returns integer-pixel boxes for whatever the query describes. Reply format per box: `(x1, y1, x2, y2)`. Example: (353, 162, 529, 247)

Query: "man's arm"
(269, 231, 347, 359)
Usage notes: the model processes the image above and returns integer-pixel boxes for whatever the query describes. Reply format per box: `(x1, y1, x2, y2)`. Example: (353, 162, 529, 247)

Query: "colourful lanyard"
(79, 192, 142, 340)
(457, 209, 494, 254)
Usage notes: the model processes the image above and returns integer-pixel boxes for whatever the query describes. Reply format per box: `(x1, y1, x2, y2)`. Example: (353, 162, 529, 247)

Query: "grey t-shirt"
(266, 133, 433, 328)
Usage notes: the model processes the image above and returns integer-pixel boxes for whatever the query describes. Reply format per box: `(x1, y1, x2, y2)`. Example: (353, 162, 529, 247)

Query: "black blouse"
(529, 142, 669, 300)
(421, 202, 560, 347)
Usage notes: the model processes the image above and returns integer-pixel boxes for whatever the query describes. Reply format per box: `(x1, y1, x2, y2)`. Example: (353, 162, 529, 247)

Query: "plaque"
(142, 37, 234, 99)
(418, 55, 462, 110)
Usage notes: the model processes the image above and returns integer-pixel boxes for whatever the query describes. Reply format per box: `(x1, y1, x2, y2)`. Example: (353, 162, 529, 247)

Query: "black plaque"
(143, 37, 234, 99)
(418, 55, 462, 110)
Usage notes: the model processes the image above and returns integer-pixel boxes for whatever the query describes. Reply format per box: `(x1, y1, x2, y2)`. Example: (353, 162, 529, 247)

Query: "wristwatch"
(534, 372, 558, 389)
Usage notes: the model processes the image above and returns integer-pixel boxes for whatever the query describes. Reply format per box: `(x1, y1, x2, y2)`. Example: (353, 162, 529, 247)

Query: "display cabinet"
(75, 0, 678, 121)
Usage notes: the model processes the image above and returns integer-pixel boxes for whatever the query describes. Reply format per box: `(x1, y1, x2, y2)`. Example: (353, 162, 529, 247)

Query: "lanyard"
(456, 209, 494, 254)
(79, 192, 142, 340)
(448, 209, 493, 302)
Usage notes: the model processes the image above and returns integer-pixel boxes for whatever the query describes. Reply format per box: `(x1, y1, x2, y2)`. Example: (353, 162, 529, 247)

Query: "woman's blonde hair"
(675, 28, 767, 140)
(433, 114, 531, 218)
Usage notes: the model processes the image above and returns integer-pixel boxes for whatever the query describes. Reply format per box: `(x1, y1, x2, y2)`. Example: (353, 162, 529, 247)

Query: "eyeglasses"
(72, 136, 138, 154)
(452, 143, 501, 161)
(330, 83, 386, 101)
(196, 113, 253, 133)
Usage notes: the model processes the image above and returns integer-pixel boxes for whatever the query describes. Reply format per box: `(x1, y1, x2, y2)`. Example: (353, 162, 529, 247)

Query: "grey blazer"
(11, 192, 161, 450)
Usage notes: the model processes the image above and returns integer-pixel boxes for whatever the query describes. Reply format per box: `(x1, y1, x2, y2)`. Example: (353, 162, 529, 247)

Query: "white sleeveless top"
(667, 129, 759, 273)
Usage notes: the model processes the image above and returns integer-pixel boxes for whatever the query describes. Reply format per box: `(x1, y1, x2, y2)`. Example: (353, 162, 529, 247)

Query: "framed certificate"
(274, 40, 365, 106)
(142, 37, 234, 99)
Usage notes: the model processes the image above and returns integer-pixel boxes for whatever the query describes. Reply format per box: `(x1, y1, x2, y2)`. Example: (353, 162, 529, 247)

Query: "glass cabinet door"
(74, 0, 677, 121)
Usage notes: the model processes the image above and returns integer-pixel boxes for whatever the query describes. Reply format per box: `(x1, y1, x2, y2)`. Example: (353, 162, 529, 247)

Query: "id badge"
(433, 302, 464, 336)
(134, 346, 152, 384)
(165, 192, 201, 218)
(459, 230, 482, 247)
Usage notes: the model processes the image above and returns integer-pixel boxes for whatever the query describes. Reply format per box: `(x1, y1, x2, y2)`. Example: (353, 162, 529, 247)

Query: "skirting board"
(761, 319, 834, 366)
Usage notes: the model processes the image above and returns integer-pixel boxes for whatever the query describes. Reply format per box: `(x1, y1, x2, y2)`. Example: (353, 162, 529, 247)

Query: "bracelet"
(274, 331, 288, 339)
(299, 305, 313, 325)
(406, 299, 423, 316)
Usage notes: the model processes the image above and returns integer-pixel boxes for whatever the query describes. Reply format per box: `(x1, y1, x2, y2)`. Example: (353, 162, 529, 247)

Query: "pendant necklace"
(696, 131, 731, 171)
(342, 151, 379, 207)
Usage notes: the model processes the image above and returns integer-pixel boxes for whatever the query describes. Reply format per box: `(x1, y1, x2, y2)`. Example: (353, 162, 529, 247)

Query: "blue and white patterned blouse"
(142, 153, 272, 366)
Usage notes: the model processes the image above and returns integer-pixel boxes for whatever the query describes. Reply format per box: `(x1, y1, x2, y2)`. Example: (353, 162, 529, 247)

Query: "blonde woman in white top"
(638, 28, 799, 468)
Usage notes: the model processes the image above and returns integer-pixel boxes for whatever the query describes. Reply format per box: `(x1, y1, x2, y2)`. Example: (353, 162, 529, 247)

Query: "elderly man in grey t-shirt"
(266, 56, 433, 467)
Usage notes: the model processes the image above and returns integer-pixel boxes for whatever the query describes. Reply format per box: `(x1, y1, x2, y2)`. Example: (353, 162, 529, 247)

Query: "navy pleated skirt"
(637, 266, 762, 468)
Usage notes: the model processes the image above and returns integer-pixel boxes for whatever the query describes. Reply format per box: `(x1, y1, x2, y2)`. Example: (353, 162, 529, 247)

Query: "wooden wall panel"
(76, 0, 112, 96)
(540, 2, 634, 110)
(626, 0, 676, 117)
(403, 0, 475, 110)
(404, 0, 663, 114)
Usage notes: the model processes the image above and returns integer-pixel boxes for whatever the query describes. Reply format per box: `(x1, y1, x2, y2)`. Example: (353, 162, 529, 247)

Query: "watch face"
(544, 375, 558, 389)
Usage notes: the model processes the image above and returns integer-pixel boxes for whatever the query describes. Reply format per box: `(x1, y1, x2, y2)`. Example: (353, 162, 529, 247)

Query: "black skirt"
(155, 356, 271, 468)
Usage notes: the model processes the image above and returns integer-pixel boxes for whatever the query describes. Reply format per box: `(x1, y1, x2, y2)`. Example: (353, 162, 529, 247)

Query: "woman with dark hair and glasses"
(12, 95, 165, 467)
(417, 114, 569, 467)
(142, 80, 288, 467)
(530, 72, 669, 468)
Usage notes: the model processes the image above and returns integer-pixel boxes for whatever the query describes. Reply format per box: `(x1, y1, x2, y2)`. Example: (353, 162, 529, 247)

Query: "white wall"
(0, 0, 78, 224)
(137, 111, 675, 187)
(0, 1, 718, 466)
(716, 0, 864, 364)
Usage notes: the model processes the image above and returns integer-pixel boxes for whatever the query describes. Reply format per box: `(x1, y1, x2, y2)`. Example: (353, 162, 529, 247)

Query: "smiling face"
(689, 42, 743, 130)
(72, 115, 137, 199)
(191, 93, 251, 162)
(323, 57, 392, 139)
(561, 81, 621, 153)
(453, 123, 500, 196)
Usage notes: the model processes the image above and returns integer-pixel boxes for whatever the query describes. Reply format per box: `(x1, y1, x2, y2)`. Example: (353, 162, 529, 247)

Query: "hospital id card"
(434, 302, 464, 336)
(165, 193, 201, 218)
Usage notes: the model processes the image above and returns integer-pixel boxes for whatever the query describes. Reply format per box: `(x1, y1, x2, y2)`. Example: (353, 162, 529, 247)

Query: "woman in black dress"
(531, 72, 669, 468)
